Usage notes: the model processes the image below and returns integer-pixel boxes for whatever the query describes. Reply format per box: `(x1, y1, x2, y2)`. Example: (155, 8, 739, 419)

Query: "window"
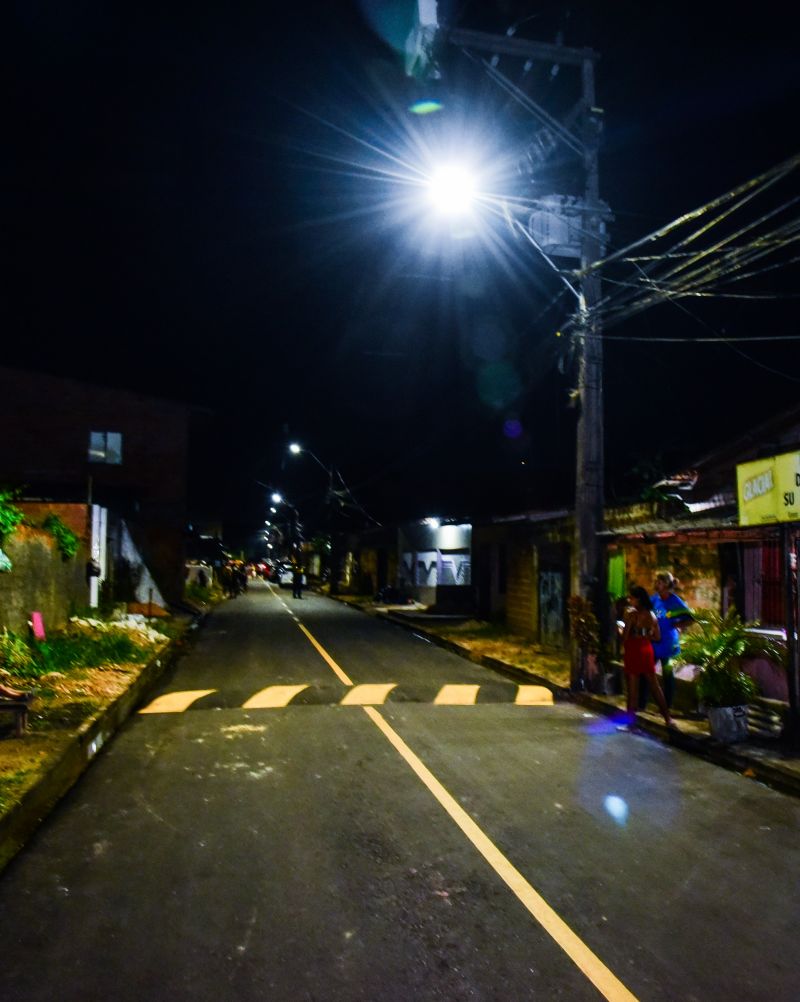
(88, 431, 122, 465)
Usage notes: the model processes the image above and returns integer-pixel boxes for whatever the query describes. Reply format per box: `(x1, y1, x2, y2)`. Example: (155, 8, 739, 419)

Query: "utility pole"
(573, 55, 606, 688)
(439, 25, 607, 686)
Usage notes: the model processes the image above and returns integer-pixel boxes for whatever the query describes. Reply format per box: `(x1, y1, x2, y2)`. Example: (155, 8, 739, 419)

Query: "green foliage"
(676, 609, 785, 707)
(0, 629, 38, 675)
(36, 631, 150, 674)
(42, 513, 79, 560)
(1, 626, 151, 681)
(0, 489, 24, 543)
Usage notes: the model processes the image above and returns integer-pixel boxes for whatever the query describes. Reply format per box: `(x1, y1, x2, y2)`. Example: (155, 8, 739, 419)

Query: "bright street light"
(289, 443, 302, 455)
(426, 164, 477, 217)
(271, 492, 283, 505)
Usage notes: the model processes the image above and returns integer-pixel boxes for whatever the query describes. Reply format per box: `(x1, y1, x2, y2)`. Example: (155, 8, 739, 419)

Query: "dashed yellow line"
(363, 706, 638, 1002)
(138, 690, 217, 714)
(243, 684, 309, 709)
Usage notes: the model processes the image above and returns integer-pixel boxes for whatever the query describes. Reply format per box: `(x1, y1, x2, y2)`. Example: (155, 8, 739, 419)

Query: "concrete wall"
(611, 541, 721, 612)
(0, 523, 88, 634)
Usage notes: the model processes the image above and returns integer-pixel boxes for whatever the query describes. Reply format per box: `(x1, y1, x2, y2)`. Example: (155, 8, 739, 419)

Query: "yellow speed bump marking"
(363, 706, 638, 1002)
(139, 690, 217, 714)
(515, 685, 554, 705)
(340, 683, 397, 705)
(243, 685, 309, 709)
(434, 684, 480, 705)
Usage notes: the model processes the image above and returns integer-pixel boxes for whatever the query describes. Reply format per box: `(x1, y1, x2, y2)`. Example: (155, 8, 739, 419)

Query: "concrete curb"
(0, 617, 199, 873)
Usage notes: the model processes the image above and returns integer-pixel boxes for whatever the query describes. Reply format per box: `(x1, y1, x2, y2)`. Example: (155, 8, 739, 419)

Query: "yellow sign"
(737, 451, 800, 525)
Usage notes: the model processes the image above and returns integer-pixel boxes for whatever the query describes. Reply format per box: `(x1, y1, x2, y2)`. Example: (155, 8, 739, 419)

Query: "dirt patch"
(423, 622, 572, 688)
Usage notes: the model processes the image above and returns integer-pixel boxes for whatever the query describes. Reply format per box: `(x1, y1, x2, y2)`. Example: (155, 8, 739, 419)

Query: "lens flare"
(409, 99, 443, 115)
(604, 795, 629, 826)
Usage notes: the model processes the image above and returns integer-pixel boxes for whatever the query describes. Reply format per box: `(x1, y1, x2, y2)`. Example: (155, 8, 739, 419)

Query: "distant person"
(639, 571, 693, 710)
(622, 586, 673, 730)
(292, 561, 305, 599)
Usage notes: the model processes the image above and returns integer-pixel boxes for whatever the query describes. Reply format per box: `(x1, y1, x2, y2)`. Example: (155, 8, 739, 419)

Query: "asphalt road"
(0, 582, 798, 1001)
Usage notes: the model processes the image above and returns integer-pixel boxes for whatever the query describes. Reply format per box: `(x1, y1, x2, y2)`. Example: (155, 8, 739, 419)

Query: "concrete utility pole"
(573, 55, 605, 661)
(442, 26, 607, 684)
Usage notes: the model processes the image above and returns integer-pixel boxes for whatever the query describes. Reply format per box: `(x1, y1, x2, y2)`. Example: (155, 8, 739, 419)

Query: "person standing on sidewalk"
(622, 586, 673, 729)
(642, 571, 693, 710)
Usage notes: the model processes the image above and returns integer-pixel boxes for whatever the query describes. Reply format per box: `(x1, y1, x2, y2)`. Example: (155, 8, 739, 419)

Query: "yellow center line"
(293, 618, 637, 1001)
(296, 622, 353, 686)
(362, 706, 638, 1002)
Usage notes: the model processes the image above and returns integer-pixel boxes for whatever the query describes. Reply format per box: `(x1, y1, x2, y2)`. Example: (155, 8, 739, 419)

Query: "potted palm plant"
(676, 609, 786, 743)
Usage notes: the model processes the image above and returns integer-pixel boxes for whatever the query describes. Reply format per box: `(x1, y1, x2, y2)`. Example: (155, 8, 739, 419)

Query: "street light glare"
(289, 443, 302, 455)
(427, 164, 477, 217)
(271, 492, 283, 505)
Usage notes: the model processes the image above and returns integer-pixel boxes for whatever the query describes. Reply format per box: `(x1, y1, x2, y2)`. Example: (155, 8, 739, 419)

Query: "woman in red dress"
(622, 586, 673, 729)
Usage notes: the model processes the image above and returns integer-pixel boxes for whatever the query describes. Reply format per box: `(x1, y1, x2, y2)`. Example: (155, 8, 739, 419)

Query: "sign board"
(737, 451, 800, 525)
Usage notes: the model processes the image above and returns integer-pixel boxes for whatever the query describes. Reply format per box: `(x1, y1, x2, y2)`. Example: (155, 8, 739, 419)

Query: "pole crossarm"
(445, 27, 598, 67)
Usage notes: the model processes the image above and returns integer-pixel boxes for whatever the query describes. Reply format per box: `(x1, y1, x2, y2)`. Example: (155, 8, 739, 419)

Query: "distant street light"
(271, 492, 283, 505)
(288, 442, 343, 594)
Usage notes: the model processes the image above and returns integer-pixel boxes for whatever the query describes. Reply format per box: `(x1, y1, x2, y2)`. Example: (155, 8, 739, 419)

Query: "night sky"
(6, 1, 799, 546)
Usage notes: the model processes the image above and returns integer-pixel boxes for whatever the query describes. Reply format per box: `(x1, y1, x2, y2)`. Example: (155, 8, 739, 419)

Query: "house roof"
(660, 401, 800, 504)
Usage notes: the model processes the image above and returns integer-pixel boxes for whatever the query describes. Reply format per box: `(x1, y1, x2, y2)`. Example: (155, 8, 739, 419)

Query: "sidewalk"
(338, 595, 800, 799)
(0, 614, 199, 873)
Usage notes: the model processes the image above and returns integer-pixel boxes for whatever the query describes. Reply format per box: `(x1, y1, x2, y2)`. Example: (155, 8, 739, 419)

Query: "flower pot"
(707, 705, 749, 744)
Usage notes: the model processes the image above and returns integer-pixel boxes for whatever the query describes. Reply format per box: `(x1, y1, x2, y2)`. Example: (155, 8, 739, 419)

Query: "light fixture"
(426, 164, 477, 217)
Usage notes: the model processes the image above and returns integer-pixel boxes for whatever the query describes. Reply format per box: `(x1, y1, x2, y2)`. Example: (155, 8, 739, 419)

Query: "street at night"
(0, 585, 798, 1001)
(4, 4, 800, 1000)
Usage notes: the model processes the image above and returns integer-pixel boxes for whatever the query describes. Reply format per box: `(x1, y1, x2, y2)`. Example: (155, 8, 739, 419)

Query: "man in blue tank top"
(648, 571, 693, 709)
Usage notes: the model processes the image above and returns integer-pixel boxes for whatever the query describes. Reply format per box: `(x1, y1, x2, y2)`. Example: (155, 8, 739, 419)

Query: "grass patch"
(0, 771, 30, 812)
(2, 626, 153, 683)
(36, 633, 150, 674)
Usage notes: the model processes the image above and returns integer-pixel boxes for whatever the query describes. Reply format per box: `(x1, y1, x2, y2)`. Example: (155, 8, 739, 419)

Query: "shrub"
(0, 629, 38, 676)
(42, 513, 79, 560)
(0, 490, 23, 544)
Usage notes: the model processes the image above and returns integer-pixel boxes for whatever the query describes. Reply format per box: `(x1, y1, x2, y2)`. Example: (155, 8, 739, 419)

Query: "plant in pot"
(675, 609, 786, 743)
